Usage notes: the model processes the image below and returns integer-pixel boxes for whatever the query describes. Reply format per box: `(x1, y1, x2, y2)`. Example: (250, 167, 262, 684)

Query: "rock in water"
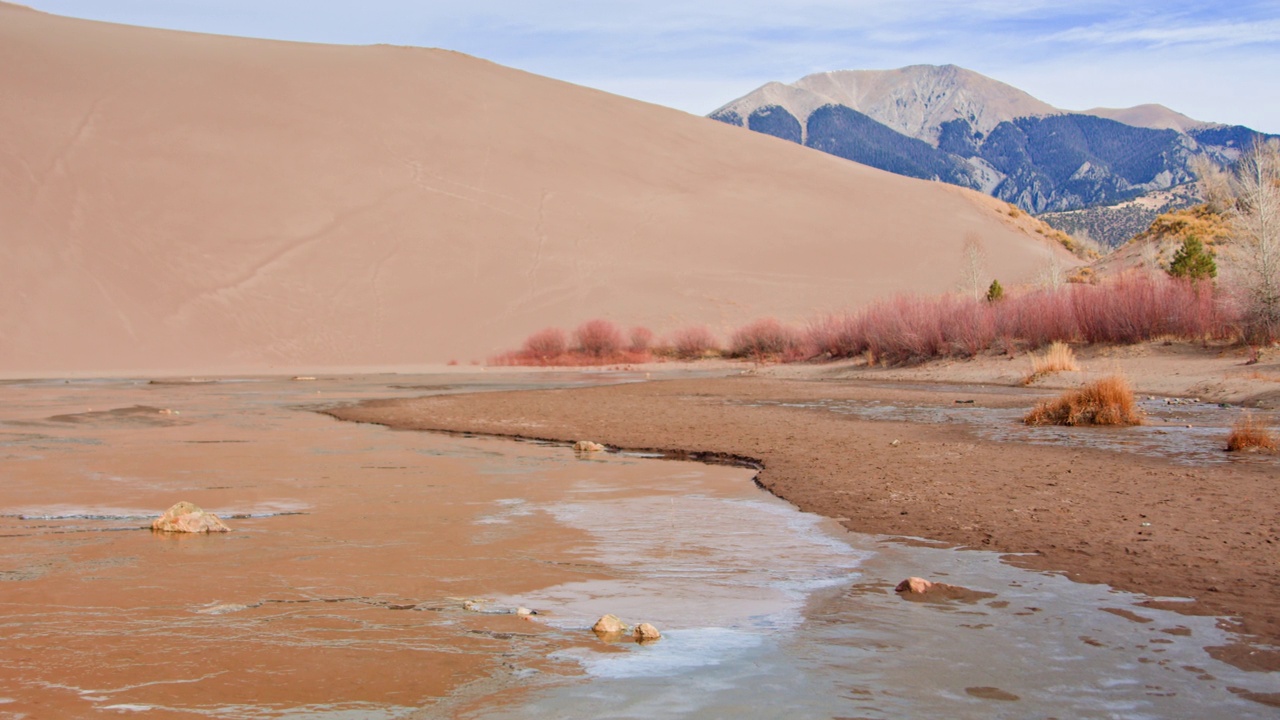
(592, 614, 627, 635)
(895, 577, 934, 594)
(151, 501, 230, 533)
(574, 440, 606, 453)
(895, 576, 996, 603)
(633, 623, 661, 642)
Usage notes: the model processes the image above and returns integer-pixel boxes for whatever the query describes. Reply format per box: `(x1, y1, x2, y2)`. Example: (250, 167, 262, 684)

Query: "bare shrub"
(628, 326, 654, 353)
(1225, 141, 1280, 344)
(668, 326, 720, 360)
(939, 296, 997, 357)
(1024, 375, 1142, 426)
(807, 313, 865, 359)
(728, 318, 804, 360)
(521, 327, 567, 359)
(1226, 413, 1277, 452)
(958, 233, 988, 300)
(574, 319, 624, 358)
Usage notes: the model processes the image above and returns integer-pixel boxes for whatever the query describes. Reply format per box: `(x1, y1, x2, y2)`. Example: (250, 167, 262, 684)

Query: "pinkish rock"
(633, 623, 661, 642)
(574, 440, 606, 453)
(895, 577, 934, 594)
(591, 614, 627, 635)
(151, 501, 230, 533)
(895, 576, 996, 603)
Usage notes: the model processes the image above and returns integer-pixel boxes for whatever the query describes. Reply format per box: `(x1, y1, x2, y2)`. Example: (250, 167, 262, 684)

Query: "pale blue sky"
(25, 1, 1280, 132)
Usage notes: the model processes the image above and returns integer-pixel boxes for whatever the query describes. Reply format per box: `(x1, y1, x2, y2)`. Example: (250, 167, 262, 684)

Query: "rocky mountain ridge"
(711, 65, 1274, 244)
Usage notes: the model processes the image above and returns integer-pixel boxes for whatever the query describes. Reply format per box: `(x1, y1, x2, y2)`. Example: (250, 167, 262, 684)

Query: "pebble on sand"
(151, 501, 230, 533)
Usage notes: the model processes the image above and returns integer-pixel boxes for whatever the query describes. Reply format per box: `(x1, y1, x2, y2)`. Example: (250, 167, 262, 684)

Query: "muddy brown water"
(1, 373, 1276, 718)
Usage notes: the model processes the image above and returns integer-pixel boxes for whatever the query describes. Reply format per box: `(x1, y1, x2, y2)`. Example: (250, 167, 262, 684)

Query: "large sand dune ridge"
(0, 3, 1072, 375)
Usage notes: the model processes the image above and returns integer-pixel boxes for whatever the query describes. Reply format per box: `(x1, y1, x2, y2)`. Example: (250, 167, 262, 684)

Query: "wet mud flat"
(2, 373, 1279, 718)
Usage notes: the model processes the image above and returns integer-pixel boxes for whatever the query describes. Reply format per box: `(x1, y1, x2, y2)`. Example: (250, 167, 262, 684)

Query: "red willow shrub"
(668, 326, 720, 359)
(492, 273, 1240, 367)
(806, 273, 1236, 366)
(574, 319, 624, 358)
(628, 326, 654, 353)
(521, 327, 567, 359)
(728, 318, 804, 360)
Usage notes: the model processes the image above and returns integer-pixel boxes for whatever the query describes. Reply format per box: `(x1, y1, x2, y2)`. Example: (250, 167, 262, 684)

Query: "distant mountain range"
(710, 65, 1276, 245)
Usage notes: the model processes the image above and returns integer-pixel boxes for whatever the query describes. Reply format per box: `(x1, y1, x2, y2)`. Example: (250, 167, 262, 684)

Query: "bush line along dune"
(495, 272, 1251, 367)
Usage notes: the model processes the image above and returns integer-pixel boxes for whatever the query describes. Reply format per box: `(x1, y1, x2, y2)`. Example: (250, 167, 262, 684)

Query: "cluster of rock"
(592, 614, 661, 643)
(151, 501, 230, 533)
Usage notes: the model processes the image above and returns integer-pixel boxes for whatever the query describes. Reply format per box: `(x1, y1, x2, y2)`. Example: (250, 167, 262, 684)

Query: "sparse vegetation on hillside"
(1134, 204, 1232, 247)
(1039, 184, 1202, 248)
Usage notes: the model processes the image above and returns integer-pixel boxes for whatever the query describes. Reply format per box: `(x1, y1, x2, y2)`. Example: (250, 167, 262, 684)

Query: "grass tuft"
(1024, 375, 1142, 426)
(1226, 413, 1278, 452)
(1025, 341, 1079, 383)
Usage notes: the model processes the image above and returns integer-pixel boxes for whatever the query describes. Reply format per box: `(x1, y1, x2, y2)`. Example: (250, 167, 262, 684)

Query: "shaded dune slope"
(0, 4, 1072, 374)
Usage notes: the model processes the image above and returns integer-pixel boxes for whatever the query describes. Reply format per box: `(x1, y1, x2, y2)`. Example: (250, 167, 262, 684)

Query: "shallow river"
(0, 373, 1276, 718)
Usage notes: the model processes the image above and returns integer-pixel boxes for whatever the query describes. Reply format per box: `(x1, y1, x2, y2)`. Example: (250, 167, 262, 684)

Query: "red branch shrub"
(728, 318, 804, 360)
(521, 327, 567, 359)
(574, 319, 624, 358)
(628, 326, 654, 353)
(491, 272, 1242, 368)
(668, 326, 720, 359)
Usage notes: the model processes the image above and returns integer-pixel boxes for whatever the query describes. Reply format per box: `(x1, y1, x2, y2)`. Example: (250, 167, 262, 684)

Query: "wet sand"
(0, 374, 763, 717)
(331, 368, 1280, 675)
(4, 370, 1280, 717)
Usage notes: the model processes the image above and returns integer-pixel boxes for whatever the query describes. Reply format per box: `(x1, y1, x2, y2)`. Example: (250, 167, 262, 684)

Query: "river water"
(0, 373, 1275, 718)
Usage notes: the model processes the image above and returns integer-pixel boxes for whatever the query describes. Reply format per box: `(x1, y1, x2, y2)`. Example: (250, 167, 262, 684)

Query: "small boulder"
(574, 440, 606, 453)
(894, 576, 996, 603)
(151, 501, 230, 533)
(592, 614, 627, 635)
(515, 606, 536, 617)
(895, 577, 934, 594)
(633, 623, 661, 642)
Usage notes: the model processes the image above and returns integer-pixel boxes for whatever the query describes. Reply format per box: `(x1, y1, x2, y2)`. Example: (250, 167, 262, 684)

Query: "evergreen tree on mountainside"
(1167, 235, 1217, 281)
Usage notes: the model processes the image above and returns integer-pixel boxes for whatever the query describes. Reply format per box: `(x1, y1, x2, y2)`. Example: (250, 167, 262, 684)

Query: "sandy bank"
(329, 344, 1280, 672)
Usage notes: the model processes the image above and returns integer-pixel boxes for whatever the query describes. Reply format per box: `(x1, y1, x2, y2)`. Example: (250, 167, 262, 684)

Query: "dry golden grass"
(1024, 342, 1080, 384)
(1024, 375, 1142, 426)
(1226, 413, 1278, 452)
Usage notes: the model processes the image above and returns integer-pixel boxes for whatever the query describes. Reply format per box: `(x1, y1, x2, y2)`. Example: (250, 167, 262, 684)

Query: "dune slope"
(0, 4, 1072, 375)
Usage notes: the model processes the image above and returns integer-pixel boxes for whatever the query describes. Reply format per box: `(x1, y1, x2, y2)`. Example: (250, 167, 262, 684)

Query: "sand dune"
(0, 4, 1074, 375)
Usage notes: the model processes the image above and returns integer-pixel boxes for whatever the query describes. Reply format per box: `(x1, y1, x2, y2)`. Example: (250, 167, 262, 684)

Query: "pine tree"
(986, 279, 1004, 302)
(1168, 235, 1217, 281)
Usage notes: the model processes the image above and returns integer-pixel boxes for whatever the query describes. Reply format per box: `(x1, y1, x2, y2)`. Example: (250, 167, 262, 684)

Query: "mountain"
(0, 4, 1073, 376)
(712, 65, 1276, 244)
